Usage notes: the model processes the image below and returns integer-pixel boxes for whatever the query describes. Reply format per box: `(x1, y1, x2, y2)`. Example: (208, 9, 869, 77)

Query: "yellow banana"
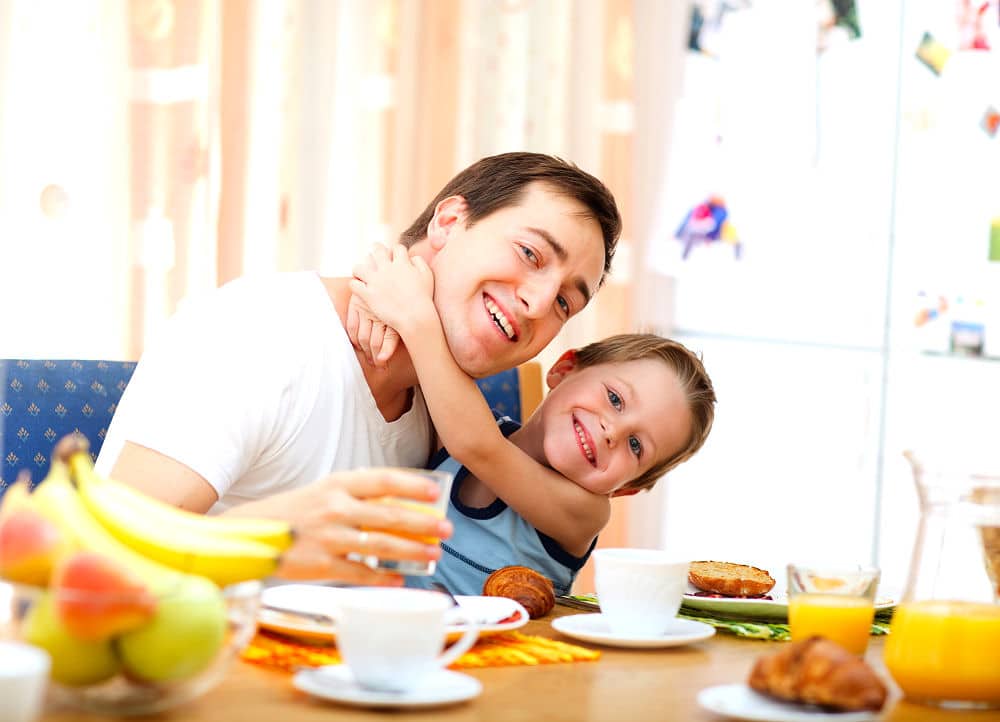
(0, 476, 32, 519)
(30, 462, 185, 595)
(67, 454, 293, 551)
(70, 458, 281, 586)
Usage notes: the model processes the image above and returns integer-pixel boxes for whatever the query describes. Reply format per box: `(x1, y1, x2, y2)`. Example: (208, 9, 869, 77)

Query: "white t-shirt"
(96, 272, 433, 513)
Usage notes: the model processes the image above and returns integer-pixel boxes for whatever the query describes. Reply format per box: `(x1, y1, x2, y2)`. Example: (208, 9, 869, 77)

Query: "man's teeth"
(575, 420, 595, 463)
(485, 298, 515, 339)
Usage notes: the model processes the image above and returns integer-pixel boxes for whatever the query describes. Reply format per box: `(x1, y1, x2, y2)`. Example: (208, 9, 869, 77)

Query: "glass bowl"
(1, 578, 261, 716)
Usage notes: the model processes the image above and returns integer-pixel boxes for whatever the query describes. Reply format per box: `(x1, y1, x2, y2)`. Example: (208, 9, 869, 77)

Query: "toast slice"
(688, 560, 776, 597)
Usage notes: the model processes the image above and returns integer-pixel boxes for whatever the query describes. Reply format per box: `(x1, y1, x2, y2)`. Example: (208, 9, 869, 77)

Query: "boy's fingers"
(377, 328, 400, 363)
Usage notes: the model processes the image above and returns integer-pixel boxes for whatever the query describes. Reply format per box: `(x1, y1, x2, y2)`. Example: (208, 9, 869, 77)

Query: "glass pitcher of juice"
(883, 453, 1000, 709)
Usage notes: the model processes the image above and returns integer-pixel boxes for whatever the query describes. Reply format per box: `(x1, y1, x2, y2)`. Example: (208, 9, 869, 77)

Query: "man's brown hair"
(573, 333, 716, 492)
(400, 152, 621, 284)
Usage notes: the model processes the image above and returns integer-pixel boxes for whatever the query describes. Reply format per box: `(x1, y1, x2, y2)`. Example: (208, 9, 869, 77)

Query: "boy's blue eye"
(629, 436, 641, 457)
(520, 245, 538, 264)
(557, 296, 570, 315)
(607, 389, 622, 410)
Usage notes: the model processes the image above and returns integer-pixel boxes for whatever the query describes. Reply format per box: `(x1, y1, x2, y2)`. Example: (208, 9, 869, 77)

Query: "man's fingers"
(333, 468, 440, 500)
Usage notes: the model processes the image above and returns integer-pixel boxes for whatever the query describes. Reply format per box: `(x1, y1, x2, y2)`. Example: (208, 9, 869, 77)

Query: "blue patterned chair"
(0, 358, 542, 499)
(474, 361, 543, 423)
(0, 360, 137, 495)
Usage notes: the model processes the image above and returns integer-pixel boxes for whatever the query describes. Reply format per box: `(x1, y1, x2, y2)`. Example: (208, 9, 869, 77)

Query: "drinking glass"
(364, 469, 453, 576)
(786, 563, 880, 655)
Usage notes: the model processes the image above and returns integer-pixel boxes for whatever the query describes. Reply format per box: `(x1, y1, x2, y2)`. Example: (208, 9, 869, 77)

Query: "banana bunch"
(67, 453, 292, 586)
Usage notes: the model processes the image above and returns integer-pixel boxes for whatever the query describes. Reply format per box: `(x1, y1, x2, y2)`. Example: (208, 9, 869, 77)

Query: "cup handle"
(436, 623, 479, 669)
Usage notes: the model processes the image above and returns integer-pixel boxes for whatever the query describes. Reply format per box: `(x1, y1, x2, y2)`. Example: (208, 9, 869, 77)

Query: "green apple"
(116, 575, 226, 682)
(23, 592, 120, 686)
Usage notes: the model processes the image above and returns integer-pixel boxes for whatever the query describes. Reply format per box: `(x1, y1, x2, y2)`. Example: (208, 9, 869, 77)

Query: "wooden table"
(42, 606, 1000, 721)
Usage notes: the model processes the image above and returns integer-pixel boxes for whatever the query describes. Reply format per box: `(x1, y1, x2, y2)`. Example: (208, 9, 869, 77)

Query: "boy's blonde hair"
(572, 333, 716, 492)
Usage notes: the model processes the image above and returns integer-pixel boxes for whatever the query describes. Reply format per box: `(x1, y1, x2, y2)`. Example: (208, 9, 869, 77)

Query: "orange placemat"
(241, 628, 600, 673)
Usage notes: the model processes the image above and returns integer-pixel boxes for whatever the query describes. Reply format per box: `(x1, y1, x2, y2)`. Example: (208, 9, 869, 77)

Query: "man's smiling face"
(427, 182, 606, 378)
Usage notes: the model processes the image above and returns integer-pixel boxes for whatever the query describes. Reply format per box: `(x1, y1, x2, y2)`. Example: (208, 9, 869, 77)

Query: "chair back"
(473, 361, 543, 424)
(0, 358, 542, 498)
(1, 360, 137, 494)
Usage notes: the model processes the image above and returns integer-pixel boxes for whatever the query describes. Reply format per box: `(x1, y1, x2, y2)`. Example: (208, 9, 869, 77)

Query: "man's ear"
(546, 350, 578, 389)
(611, 486, 642, 498)
(427, 195, 468, 251)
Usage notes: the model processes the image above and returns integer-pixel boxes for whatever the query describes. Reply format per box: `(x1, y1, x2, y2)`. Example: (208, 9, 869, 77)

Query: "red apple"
(0, 507, 69, 585)
(52, 551, 157, 641)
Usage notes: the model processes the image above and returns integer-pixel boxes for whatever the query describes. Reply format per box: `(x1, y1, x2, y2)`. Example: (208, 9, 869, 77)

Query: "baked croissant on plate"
(483, 565, 555, 619)
(748, 636, 888, 712)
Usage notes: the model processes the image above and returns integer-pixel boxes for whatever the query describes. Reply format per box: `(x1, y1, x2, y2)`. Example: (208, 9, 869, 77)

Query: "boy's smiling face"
(538, 357, 693, 495)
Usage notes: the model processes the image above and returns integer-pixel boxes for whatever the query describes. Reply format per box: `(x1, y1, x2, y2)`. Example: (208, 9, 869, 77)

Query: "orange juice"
(371, 498, 445, 545)
(884, 600, 1000, 707)
(787, 593, 874, 654)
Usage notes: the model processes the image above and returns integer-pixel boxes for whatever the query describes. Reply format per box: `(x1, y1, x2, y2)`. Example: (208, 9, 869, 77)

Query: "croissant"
(483, 565, 555, 619)
(748, 637, 887, 712)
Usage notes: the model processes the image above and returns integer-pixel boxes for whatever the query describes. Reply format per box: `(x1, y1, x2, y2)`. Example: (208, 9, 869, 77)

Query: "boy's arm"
(350, 246, 609, 554)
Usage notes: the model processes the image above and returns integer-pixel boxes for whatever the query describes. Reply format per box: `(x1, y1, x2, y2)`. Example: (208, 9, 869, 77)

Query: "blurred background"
(2, 0, 999, 593)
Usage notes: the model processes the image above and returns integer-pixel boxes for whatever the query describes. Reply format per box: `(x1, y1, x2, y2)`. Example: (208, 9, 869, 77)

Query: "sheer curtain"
(0, 0, 681, 591)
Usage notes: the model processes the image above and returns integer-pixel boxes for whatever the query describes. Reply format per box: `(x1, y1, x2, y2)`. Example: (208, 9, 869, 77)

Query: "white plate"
(551, 613, 715, 648)
(698, 684, 884, 722)
(683, 586, 896, 622)
(258, 584, 528, 641)
(294, 665, 482, 709)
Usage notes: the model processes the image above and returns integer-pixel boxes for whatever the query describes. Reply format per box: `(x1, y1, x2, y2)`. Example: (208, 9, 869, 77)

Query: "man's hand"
(229, 468, 453, 584)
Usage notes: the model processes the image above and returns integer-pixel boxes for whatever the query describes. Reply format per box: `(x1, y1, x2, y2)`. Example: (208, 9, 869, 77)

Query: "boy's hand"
(350, 244, 436, 342)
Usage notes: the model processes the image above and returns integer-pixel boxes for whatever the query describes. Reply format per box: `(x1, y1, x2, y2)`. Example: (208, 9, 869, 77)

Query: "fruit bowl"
(2, 578, 261, 716)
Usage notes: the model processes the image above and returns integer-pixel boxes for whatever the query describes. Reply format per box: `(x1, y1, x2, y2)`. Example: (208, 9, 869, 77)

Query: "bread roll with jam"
(483, 565, 555, 619)
(688, 560, 776, 597)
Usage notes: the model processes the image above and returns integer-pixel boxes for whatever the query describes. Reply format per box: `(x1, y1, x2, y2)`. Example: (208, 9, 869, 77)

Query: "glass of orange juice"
(364, 468, 453, 576)
(786, 563, 880, 655)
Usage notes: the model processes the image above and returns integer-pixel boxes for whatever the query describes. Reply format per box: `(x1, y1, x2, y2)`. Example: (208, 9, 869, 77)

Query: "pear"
(116, 574, 227, 682)
(23, 592, 120, 686)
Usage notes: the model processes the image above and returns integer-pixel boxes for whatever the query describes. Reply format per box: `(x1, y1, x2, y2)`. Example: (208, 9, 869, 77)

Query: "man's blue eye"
(629, 436, 641, 457)
(520, 245, 538, 264)
(607, 389, 622, 410)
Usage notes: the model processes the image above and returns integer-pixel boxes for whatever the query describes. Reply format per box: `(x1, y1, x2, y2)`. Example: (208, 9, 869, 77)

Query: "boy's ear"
(611, 486, 641, 498)
(427, 195, 468, 251)
(546, 350, 578, 389)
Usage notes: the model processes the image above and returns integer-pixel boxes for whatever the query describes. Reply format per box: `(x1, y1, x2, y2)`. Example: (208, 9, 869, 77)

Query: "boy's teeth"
(485, 298, 515, 339)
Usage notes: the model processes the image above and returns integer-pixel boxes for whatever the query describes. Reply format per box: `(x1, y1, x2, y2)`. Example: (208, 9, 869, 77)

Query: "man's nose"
(518, 275, 561, 319)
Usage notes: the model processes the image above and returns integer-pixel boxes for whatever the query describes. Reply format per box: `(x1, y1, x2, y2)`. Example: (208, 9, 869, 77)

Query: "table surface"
(42, 605, 1000, 722)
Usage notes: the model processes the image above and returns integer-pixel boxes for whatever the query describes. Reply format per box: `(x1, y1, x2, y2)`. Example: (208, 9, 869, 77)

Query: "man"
(96, 152, 621, 581)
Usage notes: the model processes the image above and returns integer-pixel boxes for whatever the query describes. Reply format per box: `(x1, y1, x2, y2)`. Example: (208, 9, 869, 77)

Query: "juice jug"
(883, 453, 1000, 709)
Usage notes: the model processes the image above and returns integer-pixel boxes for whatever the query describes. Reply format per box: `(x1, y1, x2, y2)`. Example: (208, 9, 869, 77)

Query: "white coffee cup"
(335, 588, 478, 693)
(0, 641, 50, 722)
(593, 548, 689, 637)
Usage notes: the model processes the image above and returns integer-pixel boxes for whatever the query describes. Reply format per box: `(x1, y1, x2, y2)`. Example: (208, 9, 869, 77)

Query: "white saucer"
(697, 684, 883, 722)
(293, 665, 482, 709)
(551, 613, 715, 648)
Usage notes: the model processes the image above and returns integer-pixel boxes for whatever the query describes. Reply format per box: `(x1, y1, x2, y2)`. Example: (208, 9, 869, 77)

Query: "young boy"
(350, 245, 715, 595)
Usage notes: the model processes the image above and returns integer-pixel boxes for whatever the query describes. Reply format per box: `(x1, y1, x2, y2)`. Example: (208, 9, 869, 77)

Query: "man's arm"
(104, 442, 455, 583)
(109, 442, 219, 513)
(350, 246, 609, 555)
